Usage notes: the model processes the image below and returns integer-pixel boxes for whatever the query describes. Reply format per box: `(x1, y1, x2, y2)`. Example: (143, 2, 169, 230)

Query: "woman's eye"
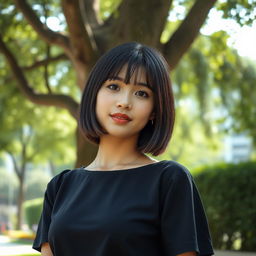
(135, 91, 149, 98)
(107, 84, 119, 90)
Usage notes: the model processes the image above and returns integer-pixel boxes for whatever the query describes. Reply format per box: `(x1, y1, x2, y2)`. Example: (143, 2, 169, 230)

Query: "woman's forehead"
(110, 64, 147, 85)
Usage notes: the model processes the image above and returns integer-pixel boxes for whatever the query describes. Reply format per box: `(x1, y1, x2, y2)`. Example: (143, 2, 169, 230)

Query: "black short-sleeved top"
(33, 160, 214, 256)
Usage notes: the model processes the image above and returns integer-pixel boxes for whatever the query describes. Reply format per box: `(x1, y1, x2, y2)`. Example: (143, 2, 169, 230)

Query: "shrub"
(194, 161, 256, 251)
(23, 198, 43, 230)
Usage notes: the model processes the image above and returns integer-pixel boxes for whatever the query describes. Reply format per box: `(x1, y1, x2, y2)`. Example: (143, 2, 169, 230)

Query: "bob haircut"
(79, 42, 175, 156)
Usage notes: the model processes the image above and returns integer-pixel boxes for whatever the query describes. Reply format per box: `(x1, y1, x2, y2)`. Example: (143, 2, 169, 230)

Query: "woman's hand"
(41, 242, 53, 256)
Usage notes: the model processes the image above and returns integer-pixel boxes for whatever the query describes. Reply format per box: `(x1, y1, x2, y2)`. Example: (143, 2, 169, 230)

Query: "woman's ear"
(149, 112, 155, 120)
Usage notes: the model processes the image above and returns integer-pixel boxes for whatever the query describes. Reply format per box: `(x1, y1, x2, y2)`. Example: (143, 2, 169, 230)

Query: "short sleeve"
(160, 166, 214, 256)
(32, 169, 71, 252)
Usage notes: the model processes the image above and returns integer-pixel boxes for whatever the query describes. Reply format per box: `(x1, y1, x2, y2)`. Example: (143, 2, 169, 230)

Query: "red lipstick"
(110, 113, 131, 124)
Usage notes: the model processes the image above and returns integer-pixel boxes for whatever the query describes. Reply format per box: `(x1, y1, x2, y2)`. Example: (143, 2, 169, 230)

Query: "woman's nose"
(116, 93, 132, 109)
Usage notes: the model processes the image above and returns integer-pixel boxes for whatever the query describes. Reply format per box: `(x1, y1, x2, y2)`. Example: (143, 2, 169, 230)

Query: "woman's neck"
(85, 135, 156, 170)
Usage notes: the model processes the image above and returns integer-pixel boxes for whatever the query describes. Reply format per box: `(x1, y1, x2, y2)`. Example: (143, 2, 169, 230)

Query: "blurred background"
(0, 0, 255, 255)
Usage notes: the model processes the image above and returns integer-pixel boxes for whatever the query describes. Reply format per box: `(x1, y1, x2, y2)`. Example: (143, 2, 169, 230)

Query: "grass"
(9, 238, 34, 245)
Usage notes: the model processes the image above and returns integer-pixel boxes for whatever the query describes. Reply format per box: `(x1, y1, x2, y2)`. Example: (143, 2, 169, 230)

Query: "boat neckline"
(81, 160, 167, 173)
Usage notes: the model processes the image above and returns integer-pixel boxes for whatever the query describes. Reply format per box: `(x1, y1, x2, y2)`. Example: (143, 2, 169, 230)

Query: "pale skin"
(40, 66, 196, 256)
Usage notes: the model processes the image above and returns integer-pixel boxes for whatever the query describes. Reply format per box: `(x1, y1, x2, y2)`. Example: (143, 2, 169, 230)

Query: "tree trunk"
(75, 127, 98, 168)
(16, 173, 25, 230)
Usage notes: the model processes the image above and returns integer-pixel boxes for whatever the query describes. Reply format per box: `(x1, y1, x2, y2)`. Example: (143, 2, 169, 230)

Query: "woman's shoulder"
(49, 168, 72, 183)
(46, 168, 88, 195)
(161, 160, 191, 173)
(47, 168, 84, 189)
(160, 160, 193, 182)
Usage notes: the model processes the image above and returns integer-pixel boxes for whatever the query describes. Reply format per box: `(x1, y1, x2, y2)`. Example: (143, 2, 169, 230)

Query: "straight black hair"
(79, 42, 175, 156)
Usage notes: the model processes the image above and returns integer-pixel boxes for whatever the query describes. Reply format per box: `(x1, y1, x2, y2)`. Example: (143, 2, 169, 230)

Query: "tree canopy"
(0, 0, 255, 167)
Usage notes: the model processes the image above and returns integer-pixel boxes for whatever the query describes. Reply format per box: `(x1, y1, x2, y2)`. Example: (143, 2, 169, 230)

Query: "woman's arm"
(41, 242, 53, 256)
(177, 252, 197, 256)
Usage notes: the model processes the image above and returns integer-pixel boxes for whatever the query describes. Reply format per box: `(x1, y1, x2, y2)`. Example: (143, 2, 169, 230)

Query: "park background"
(0, 0, 255, 255)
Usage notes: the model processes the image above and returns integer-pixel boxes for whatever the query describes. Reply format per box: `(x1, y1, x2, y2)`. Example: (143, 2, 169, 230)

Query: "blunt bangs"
(79, 42, 175, 156)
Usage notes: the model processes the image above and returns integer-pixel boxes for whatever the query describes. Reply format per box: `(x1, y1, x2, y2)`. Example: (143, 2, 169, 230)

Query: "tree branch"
(20, 127, 36, 163)
(79, 0, 100, 54)
(0, 35, 79, 120)
(163, 0, 217, 70)
(22, 53, 68, 71)
(7, 151, 21, 180)
(43, 45, 52, 93)
(61, 0, 97, 64)
(13, 0, 72, 58)
(79, 0, 101, 28)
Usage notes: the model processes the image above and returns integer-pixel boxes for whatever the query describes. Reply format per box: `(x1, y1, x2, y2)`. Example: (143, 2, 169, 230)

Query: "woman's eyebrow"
(110, 76, 150, 88)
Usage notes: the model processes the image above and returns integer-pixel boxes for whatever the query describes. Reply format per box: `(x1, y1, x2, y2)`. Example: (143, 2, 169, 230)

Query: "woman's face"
(95, 66, 155, 140)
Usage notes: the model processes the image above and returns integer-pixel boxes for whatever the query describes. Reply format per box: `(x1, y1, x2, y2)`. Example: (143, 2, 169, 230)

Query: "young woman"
(33, 42, 214, 256)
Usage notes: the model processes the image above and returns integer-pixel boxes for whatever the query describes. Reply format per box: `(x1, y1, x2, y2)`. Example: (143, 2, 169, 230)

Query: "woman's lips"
(110, 115, 131, 124)
(111, 116, 131, 124)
